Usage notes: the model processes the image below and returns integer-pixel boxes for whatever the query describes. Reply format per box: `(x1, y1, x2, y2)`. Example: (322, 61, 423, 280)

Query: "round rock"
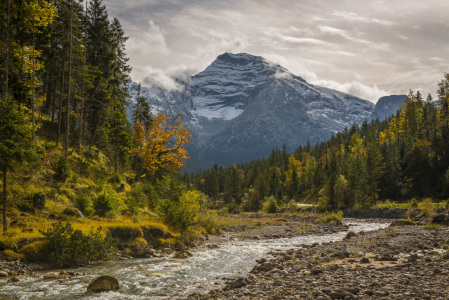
(87, 275, 119, 293)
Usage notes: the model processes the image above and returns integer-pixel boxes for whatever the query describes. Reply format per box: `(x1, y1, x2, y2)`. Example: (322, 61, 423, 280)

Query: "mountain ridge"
(128, 53, 404, 170)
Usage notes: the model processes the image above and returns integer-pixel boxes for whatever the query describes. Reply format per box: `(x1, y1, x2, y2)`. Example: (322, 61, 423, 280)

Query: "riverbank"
(188, 223, 449, 299)
(204, 212, 348, 245)
(0, 217, 381, 299)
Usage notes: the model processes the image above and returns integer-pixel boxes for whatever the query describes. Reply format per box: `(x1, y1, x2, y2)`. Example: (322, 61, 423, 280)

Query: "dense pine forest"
(0, 0, 192, 240)
(188, 79, 449, 212)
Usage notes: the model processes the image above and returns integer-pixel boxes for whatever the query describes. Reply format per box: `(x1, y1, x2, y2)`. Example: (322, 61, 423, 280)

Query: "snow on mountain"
(127, 53, 404, 170)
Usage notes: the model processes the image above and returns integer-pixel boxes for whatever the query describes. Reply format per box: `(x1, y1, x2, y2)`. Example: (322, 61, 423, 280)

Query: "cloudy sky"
(106, 0, 449, 102)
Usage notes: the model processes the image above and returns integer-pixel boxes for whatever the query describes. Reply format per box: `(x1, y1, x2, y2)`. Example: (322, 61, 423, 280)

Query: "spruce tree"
(0, 95, 35, 232)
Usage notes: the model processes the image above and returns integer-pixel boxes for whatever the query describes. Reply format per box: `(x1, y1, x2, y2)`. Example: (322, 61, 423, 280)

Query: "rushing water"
(0, 219, 389, 299)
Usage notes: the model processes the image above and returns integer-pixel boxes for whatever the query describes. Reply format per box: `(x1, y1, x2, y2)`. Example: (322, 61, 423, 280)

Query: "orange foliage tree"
(131, 112, 192, 175)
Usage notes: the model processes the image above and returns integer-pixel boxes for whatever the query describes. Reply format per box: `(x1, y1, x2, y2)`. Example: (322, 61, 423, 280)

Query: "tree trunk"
(77, 2, 88, 153)
(2, 166, 7, 234)
(65, 0, 73, 159)
(56, 57, 65, 147)
(32, 18, 36, 144)
(4, 0, 10, 94)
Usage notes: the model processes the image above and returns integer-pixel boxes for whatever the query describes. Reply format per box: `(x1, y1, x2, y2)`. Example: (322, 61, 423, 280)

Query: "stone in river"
(146, 273, 168, 277)
(87, 275, 119, 293)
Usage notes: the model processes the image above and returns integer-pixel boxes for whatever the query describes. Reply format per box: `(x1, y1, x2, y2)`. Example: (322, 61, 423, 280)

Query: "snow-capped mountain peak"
(128, 53, 403, 170)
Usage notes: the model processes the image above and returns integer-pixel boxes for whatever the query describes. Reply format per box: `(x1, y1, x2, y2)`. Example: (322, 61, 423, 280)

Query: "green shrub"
(93, 192, 119, 217)
(107, 225, 143, 243)
(160, 190, 202, 230)
(410, 198, 418, 208)
(287, 199, 298, 212)
(52, 156, 70, 182)
(174, 190, 202, 229)
(320, 211, 343, 224)
(263, 196, 278, 214)
(21, 241, 46, 262)
(75, 188, 93, 216)
(418, 198, 436, 218)
(2, 249, 25, 261)
(125, 183, 145, 216)
(199, 212, 221, 234)
(40, 222, 115, 267)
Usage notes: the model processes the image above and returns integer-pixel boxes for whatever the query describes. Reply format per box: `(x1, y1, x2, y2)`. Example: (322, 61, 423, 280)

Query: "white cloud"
(166, 64, 198, 84)
(318, 25, 390, 51)
(142, 66, 181, 91)
(275, 33, 327, 45)
(126, 19, 169, 55)
(333, 11, 395, 26)
(195, 37, 248, 68)
(312, 79, 389, 102)
(107, 0, 449, 103)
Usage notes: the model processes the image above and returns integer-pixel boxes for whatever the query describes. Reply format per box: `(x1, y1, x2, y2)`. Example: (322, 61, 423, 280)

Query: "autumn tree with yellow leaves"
(131, 112, 192, 178)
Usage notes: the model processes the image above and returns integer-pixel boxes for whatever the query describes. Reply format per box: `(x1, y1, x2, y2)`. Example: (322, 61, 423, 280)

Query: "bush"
(21, 241, 46, 262)
(174, 190, 202, 229)
(418, 198, 436, 218)
(161, 190, 202, 230)
(52, 156, 70, 182)
(287, 199, 298, 212)
(40, 222, 115, 267)
(93, 193, 119, 217)
(125, 183, 146, 216)
(75, 188, 93, 216)
(2, 249, 25, 261)
(320, 211, 343, 224)
(410, 198, 418, 208)
(199, 212, 221, 234)
(263, 196, 278, 214)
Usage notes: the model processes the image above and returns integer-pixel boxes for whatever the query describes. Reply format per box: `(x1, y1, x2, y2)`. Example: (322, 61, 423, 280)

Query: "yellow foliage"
(349, 132, 366, 159)
(23, 0, 58, 31)
(131, 113, 192, 173)
(3, 249, 25, 261)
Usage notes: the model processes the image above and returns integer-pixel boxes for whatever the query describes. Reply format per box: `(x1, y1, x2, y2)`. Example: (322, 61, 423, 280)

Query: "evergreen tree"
(0, 95, 35, 232)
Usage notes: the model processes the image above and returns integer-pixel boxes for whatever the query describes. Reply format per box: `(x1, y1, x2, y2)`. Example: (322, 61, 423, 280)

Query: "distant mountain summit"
(370, 95, 407, 121)
(128, 53, 405, 170)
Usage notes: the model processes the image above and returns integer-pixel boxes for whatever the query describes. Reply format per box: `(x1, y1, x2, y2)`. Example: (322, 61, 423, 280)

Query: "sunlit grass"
(0, 213, 179, 250)
(372, 198, 446, 210)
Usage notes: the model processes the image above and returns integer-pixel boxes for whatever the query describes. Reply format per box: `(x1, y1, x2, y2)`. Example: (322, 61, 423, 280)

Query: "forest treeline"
(187, 75, 449, 211)
(0, 0, 191, 233)
(1, 0, 134, 165)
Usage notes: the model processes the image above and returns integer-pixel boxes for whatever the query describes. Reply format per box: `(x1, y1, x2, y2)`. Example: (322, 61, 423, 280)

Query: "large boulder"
(87, 275, 119, 293)
(432, 214, 449, 226)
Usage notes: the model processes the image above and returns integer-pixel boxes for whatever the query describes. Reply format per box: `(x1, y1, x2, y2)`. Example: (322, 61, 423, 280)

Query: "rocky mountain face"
(370, 95, 407, 121)
(128, 53, 405, 170)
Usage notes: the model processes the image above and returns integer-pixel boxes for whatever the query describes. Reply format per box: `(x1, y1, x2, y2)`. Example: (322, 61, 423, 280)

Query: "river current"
(0, 219, 389, 299)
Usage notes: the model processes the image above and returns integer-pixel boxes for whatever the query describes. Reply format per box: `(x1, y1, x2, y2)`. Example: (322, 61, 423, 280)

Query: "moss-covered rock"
(107, 225, 143, 243)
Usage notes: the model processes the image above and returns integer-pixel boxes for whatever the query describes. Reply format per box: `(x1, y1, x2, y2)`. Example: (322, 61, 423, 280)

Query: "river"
(0, 219, 389, 299)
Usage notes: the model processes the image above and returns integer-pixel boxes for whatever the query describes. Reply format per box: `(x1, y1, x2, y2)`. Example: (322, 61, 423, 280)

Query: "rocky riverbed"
(205, 213, 349, 245)
(188, 224, 449, 299)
